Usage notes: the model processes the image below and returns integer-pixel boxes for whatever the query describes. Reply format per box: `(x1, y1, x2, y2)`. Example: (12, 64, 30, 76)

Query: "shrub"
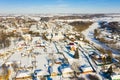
(87, 74, 100, 80)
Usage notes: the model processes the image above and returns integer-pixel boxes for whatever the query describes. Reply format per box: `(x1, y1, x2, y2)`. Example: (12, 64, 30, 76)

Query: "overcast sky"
(0, 0, 120, 14)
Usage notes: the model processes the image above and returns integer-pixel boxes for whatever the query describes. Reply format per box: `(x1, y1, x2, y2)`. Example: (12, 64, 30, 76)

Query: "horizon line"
(0, 13, 120, 15)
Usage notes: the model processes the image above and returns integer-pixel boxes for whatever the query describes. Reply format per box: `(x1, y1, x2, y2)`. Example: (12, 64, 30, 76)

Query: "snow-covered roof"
(62, 67, 73, 73)
(62, 67, 74, 78)
(16, 71, 31, 78)
(36, 70, 49, 76)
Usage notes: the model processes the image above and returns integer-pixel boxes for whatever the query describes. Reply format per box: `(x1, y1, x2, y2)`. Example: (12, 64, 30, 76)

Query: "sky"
(0, 0, 120, 14)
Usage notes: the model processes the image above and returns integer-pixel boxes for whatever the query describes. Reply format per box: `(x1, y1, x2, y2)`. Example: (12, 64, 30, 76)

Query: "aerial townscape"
(0, 14, 120, 80)
(0, 0, 120, 80)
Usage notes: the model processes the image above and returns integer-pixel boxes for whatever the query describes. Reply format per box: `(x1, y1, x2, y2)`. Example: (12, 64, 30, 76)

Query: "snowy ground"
(1, 15, 120, 80)
(82, 22, 120, 56)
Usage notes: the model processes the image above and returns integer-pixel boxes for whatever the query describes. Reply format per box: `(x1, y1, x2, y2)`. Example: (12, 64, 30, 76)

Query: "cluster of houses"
(99, 21, 120, 40)
(0, 15, 120, 80)
(0, 37, 101, 80)
(80, 43, 120, 80)
(94, 21, 120, 51)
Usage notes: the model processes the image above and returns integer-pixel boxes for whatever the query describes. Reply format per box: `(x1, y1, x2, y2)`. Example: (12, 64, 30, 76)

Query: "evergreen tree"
(73, 48, 79, 59)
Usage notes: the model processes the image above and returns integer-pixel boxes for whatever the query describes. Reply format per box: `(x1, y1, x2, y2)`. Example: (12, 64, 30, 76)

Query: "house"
(111, 64, 120, 80)
(6, 28, 16, 33)
(29, 24, 38, 32)
(62, 67, 74, 78)
(46, 32, 64, 41)
(19, 28, 29, 34)
(52, 32, 64, 41)
(67, 42, 77, 51)
(0, 64, 8, 80)
(69, 35, 75, 40)
(0, 63, 14, 80)
(22, 34, 32, 44)
(113, 34, 120, 40)
(15, 70, 32, 80)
